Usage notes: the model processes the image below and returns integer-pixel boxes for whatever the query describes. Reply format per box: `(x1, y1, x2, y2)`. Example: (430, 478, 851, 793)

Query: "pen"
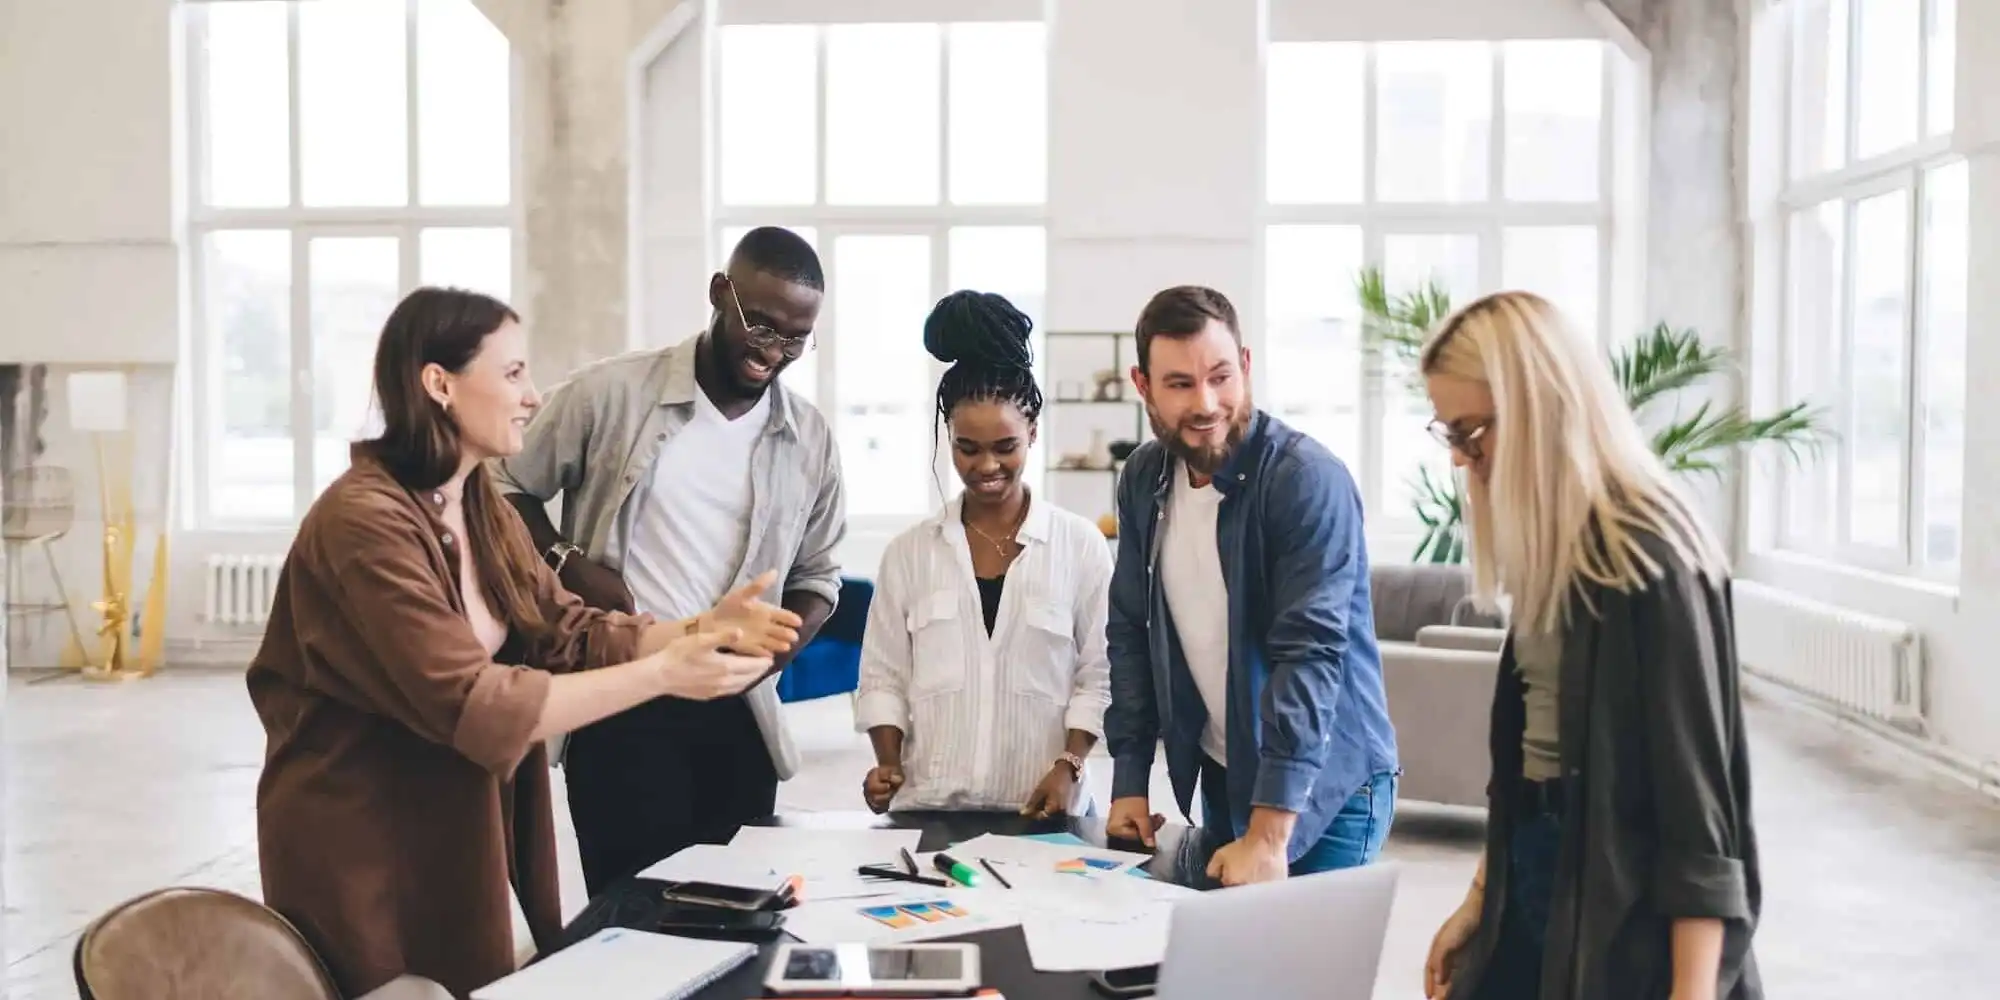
(978, 858, 1012, 889)
(933, 851, 982, 888)
(899, 847, 919, 875)
(857, 865, 950, 887)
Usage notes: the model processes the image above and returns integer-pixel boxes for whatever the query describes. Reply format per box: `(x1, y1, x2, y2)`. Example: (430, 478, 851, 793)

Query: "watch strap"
(1055, 752, 1085, 777)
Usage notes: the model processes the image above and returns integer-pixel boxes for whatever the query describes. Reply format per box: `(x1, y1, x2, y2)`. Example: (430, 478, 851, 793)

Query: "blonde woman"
(1418, 291, 1761, 1000)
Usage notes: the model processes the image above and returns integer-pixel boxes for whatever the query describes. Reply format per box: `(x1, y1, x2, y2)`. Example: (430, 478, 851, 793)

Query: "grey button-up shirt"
(491, 335, 847, 779)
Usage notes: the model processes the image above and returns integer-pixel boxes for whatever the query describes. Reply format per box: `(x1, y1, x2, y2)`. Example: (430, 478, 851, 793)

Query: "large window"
(1263, 39, 1610, 534)
(186, 0, 515, 525)
(713, 20, 1047, 522)
(1767, 0, 1962, 577)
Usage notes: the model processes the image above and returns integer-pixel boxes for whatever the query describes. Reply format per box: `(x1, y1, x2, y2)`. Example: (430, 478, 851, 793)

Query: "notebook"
(471, 927, 758, 1000)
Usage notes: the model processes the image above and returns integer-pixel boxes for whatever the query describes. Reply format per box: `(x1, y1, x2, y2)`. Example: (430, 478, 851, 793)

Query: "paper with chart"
(948, 832, 1153, 876)
(636, 828, 923, 902)
(779, 888, 1022, 945)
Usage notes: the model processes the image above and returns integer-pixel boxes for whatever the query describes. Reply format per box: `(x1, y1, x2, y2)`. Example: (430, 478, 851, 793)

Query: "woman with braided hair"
(853, 290, 1115, 817)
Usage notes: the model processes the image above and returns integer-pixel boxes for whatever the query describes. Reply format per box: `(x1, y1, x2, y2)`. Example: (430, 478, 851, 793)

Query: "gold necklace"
(963, 496, 1029, 559)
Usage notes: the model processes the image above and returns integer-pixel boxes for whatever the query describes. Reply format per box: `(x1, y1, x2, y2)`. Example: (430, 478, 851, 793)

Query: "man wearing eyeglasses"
(495, 226, 847, 896)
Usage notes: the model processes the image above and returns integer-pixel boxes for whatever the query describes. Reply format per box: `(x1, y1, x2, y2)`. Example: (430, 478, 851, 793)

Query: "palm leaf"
(1611, 323, 1733, 414)
(1652, 399, 1831, 476)
(1408, 464, 1466, 563)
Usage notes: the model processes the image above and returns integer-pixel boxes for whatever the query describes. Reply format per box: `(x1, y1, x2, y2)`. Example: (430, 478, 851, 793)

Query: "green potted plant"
(1354, 267, 1829, 563)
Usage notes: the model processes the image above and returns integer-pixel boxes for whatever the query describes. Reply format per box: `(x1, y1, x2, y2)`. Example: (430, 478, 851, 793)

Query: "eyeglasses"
(1427, 416, 1493, 462)
(725, 277, 814, 359)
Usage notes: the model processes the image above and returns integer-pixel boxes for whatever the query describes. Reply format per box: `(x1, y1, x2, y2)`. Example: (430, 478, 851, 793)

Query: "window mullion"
(1489, 41, 1506, 207)
(405, 0, 421, 209)
(291, 229, 315, 517)
(1902, 168, 1929, 569)
(287, 2, 303, 210)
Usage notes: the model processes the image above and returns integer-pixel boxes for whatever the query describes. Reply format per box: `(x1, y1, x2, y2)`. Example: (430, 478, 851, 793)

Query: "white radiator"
(205, 554, 286, 627)
(1733, 580, 1925, 729)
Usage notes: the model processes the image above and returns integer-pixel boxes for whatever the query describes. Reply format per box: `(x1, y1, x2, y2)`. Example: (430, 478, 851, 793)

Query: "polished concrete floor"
(6, 671, 1997, 998)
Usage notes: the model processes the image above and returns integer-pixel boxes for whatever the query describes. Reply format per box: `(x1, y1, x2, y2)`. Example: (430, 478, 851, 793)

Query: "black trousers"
(563, 693, 778, 897)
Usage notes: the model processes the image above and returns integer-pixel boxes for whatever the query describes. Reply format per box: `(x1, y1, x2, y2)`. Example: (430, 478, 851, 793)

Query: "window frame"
(181, 0, 522, 529)
(1763, 0, 1961, 581)
(1260, 38, 1617, 538)
(708, 18, 1048, 531)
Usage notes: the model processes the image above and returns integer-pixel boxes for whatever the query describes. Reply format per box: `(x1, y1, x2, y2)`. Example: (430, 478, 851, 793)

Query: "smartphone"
(1088, 964, 1160, 997)
(764, 942, 982, 997)
(657, 879, 780, 911)
(654, 905, 786, 941)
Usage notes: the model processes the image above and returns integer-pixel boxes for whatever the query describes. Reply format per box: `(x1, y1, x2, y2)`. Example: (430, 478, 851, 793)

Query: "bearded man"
(1101, 285, 1400, 885)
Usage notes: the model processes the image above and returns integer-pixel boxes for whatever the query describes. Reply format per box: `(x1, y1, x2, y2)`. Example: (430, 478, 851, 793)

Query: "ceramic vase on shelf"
(1087, 429, 1113, 469)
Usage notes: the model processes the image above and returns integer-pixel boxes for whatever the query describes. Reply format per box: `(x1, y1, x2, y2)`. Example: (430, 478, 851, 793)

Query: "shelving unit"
(1041, 330, 1145, 524)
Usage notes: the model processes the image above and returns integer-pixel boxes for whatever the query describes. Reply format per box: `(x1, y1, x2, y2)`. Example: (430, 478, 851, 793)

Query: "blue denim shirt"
(1104, 410, 1399, 862)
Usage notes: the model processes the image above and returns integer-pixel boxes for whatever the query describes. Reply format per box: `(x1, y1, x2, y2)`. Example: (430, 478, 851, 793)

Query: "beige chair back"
(73, 887, 342, 1000)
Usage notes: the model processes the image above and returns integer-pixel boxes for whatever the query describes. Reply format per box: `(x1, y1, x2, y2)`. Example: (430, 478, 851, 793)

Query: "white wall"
(1738, 0, 2000, 773)
(0, 0, 181, 675)
(0, 0, 180, 367)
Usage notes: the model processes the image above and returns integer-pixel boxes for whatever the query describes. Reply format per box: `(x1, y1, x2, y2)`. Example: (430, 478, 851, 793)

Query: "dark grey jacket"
(1455, 532, 1762, 1000)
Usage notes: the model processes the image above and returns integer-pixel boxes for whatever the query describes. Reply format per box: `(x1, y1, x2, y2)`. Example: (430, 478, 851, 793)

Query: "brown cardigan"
(247, 455, 652, 999)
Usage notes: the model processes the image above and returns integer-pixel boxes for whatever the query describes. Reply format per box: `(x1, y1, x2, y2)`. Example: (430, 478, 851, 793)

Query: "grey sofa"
(1371, 564, 1506, 809)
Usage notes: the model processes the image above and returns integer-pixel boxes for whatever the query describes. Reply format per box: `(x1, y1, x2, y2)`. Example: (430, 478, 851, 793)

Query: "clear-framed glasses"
(725, 277, 814, 359)
(1426, 416, 1493, 462)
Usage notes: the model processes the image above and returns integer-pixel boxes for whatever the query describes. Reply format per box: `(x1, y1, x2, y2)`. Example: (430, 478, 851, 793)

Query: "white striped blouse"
(854, 493, 1114, 812)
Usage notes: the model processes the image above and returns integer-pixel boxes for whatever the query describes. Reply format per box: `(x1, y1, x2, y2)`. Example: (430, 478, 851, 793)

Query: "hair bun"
(923, 290, 1034, 370)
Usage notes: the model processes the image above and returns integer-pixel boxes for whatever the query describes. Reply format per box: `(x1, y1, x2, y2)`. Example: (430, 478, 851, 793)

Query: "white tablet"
(763, 942, 982, 997)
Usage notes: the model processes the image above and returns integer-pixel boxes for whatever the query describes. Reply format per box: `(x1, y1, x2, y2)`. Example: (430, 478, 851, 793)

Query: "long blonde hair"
(1419, 291, 1727, 635)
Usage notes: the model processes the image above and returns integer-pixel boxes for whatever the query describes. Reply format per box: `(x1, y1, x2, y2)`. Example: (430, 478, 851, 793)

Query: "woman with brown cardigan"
(248, 287, 803, 999)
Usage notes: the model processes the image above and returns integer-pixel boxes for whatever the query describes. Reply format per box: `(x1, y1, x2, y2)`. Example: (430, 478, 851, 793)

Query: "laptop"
(1155, 862, 1401, 1000)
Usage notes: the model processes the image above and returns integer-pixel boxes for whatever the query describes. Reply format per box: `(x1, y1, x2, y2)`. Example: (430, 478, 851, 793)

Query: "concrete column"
(1599, 0, 1745, 538)
(1938, 0, 2000, 766)
(473, 0, 688, 382)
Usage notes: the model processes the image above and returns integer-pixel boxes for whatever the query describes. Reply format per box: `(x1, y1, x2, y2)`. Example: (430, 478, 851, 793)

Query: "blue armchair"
(775, 576, 873, 703)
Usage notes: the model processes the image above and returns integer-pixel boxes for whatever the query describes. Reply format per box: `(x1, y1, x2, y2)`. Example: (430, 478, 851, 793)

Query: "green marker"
(932, 851, 982, 888)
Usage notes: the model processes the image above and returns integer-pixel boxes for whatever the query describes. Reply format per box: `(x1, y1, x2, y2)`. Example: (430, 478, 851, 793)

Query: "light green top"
(1513, 627, 1564, 781)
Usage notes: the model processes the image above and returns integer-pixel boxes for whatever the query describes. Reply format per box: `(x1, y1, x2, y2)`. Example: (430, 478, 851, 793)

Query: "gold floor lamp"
(67, 370, 152, 682)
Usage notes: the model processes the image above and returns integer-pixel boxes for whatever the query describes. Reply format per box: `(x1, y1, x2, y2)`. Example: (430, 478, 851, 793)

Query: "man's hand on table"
(1020, 764, 1077, 820)
(1104, 795, 1165, 848)
(1206, 806, 1296, 886)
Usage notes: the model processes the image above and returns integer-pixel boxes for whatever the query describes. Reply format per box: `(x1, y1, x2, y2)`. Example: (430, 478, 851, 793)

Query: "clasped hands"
(653, 569, 803, 701)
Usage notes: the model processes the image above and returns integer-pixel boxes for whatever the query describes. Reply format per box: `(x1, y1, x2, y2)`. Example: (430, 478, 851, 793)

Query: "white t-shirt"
(1159, 459, 1231, 763)
(623, 389, 769, 620)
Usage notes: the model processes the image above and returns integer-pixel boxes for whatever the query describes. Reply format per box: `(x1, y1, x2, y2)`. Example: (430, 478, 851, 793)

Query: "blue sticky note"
(1020, 832, 1091, 847)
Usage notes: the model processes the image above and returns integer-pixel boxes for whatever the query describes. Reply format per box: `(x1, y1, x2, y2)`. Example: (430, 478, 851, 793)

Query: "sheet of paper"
(1011, 875, 1192, 972)
(1019, 905, 1175, 973)
(779, 889, 1022, 945)
(728, 826, 924, 874)
(636, 829, 924, 903)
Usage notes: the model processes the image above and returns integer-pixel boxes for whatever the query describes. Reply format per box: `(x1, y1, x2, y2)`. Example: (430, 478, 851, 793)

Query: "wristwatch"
(1054, 752, 1085, 778)
(544, 541, 583, 574)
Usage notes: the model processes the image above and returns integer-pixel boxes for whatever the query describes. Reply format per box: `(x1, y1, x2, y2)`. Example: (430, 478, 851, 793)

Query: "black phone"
(1088, 964, 1159, 997)
(658, 880, 782, 911)
(655, 905, 786, 941)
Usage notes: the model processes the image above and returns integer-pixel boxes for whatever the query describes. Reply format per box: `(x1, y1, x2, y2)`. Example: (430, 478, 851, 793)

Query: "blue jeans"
(1478, 803, 1562, 999)
(1199, 757, 1398, 874)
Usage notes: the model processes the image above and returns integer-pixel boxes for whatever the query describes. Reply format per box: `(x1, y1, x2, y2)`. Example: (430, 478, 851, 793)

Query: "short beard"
(1148, 394, 1252, 477)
